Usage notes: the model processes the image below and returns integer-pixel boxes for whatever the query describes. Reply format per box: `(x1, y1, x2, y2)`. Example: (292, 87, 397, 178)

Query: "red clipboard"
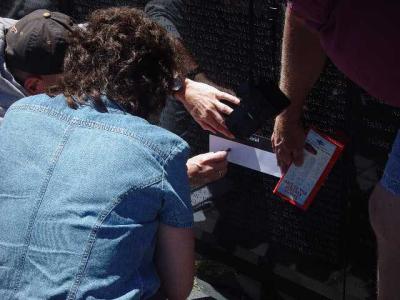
(273, 128, 345, 210)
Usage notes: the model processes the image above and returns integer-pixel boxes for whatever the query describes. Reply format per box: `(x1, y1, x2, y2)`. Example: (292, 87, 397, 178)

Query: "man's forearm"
(145, 0, 239, 137)
(279, 6, 327, 120)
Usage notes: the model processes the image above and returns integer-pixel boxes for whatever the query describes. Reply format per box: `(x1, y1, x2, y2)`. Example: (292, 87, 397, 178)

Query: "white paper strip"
(193, 210, 206, 222)
(209, 135, 281, 178)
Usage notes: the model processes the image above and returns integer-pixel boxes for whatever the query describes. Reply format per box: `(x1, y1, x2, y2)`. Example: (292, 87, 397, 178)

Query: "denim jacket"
(0, 94, 193, 299)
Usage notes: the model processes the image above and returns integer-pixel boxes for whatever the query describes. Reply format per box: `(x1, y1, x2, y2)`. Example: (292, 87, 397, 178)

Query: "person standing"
(271, 1, 400, 298)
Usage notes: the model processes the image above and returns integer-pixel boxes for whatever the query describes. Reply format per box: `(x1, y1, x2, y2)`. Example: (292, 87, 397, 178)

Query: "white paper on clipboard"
(209, 135, 280, 177)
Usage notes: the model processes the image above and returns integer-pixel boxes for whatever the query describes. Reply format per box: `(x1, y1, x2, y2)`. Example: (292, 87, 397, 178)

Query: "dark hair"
(60, 7, 178, 118)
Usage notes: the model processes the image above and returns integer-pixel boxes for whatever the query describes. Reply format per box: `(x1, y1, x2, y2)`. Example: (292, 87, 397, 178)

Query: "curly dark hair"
(60, 7, 178, 118)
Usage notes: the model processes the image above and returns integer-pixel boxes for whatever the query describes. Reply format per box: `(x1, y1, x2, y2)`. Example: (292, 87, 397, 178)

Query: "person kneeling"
(0, 7, 194, 300)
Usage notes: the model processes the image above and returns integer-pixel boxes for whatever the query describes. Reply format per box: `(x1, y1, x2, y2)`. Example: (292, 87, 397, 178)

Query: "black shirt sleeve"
(144, 0, 183, 39)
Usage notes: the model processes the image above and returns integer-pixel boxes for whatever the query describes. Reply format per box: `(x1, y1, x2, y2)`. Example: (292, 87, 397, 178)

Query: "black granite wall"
(2, 1, 397, 297)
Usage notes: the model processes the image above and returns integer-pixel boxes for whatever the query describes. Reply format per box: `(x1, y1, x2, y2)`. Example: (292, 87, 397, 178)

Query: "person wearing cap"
(1, 3, 242, 140)
(0, 9, 229, 189)
(0, 9, 73, 121)
(0, 7, 194, 299)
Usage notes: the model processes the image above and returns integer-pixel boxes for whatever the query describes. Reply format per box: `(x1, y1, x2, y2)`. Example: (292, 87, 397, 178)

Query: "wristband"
(186, 67, 202, 80)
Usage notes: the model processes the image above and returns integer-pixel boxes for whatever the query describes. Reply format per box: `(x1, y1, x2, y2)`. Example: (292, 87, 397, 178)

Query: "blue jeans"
(381, 131, 400, 195)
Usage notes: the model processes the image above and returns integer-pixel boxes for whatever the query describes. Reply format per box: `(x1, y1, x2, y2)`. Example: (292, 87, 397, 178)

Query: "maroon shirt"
(289, 0, 400, 107)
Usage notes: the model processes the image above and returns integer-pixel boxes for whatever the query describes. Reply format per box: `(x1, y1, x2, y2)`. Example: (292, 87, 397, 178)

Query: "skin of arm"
(174, 76, 240, 138)
(272, 6, 327, 173)
(155, 224, 195, 300)
(144, 1, 240, 138)
(186, 150, 228, 188)
(172, 37, 240, 138)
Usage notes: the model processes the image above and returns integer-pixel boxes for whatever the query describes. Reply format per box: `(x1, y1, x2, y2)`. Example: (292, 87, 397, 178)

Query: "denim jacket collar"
(74, 95, 128, 115)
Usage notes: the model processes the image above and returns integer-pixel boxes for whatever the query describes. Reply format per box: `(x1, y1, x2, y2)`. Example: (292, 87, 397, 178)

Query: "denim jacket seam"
(161, 143, 184, 191)
(9, 103, 73, 123)
(9, 104, 172, 162)
(160, 143, 187, 224)
(12, 124, 75, 297)
(66, 175, 163, 300)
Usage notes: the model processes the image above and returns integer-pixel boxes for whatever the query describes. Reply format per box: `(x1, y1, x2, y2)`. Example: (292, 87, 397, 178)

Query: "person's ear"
(24, 76, 46, 95)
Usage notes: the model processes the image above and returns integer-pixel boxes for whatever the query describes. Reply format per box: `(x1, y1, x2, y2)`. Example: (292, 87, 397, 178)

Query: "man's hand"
(179, 79, 240, 139)
(270, 6, 327, 175)
(186, 151, 229, 188)
(271, 113, 306, 174)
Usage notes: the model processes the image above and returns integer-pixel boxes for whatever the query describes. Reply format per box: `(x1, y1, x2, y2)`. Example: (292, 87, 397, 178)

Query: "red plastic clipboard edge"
(273, 128, 345, 211)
